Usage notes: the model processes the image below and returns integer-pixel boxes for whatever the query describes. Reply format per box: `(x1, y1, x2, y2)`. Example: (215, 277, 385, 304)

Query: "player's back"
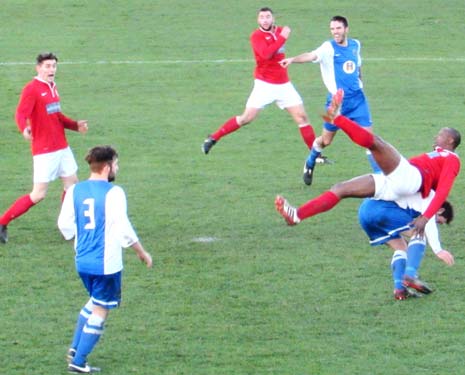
(409, 147, 460, 197)
(73, 180, 115, 275)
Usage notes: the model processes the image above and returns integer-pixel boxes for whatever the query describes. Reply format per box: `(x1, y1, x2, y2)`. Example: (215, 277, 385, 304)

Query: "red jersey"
(409, 147, 461, 219)
(15, 77, 79, 156)
(250, 26, 289, 84)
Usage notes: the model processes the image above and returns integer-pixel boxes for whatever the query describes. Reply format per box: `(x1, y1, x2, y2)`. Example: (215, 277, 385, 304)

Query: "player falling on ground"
(275, 89, 461, 238)
(201, 7, 315, 164)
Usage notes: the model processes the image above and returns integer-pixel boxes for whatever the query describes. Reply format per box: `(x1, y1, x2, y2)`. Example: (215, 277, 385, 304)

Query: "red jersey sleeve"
(15, 83, 35, 132)
(250, 27, 289, 84)
(251, 28, 287, 60)
(423, 154, 460, 219)
(58, 113, 79, 131)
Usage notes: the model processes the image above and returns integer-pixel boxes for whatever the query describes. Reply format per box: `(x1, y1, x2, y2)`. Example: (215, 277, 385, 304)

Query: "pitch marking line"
(192, 237, 219, 243)
(0, 57, 465, 66)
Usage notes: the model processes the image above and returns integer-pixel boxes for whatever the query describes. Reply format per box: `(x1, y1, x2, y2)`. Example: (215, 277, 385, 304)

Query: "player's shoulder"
(250, 28, 262, 38)
(348, 38, 361, 48)
(22, 78, 40, 93)
(438, 147, 460, 159)
(317, 40, 334, 53)
(108, 184, 126, 197)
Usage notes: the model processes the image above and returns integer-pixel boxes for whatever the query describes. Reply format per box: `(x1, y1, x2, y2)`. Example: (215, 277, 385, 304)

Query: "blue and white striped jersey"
(312, 38, 363, 96)
(358, 192, 442, 253)
(58, 180, 139, 275)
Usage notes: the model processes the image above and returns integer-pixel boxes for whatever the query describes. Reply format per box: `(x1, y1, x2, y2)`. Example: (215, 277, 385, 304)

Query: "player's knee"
(372, 135, 385, 146)
(321, 138, 332, 147)
(329, 183, 344, 197)
(237, 115, 253, 126)
(87, 313, 106, 330)
(29, 191, 46, 203)
(330, 181, 354, 199)
(298, 115, 309, 124)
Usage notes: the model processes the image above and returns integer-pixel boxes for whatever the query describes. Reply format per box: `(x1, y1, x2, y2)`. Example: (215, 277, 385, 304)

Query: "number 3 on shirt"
(83, 198, 96, 230)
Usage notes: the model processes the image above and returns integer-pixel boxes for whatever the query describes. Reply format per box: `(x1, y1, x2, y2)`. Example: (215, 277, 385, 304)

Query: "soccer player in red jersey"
(202, 7, 315, 160)
(276, 89, 461, 237)
(0, 52, 88, 243)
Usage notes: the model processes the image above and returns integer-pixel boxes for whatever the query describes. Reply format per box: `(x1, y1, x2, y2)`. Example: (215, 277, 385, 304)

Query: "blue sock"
(306, 148, 321, 169)
(71, 300, 93, 350)
(405, 237, 426, 278)
(366, 150, 381, 173)
(391, 250, 407, 290)
(73, 314, 105, 366)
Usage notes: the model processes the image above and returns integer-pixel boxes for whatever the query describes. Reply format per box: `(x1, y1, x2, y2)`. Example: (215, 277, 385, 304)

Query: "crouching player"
(358, 192, 454, 300)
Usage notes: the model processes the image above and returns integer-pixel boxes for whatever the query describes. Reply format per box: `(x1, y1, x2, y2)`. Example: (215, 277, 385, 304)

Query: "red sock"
(334, 115, 374, 148)
(211, 117, 240, 141)
(299, 124, 315, 149)
(0, 194, 36, 226)
(297, 191, 340, 220)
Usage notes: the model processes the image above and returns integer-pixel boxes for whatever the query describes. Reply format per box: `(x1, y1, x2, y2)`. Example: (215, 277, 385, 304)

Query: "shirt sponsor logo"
(46, 102, 61, 114)
(41, 92, 47, 97)
(343, 60, 356, 74)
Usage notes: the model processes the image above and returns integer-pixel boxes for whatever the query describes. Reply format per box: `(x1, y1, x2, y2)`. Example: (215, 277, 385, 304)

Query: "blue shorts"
(79, 271, 122, 309)
(323, 89, 372, 132)
(358, 199, 420, 246)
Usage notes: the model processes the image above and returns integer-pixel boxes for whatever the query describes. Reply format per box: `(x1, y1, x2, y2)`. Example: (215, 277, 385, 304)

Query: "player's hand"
(23, 126, 32, 141)
(410, 215, 428, 238)
(279, 58, 293, 68)
(139, 250, 153, 268)
(77, 120, 88, 134)
(280, 26, 291, 39)
(436, 250, 454, 266)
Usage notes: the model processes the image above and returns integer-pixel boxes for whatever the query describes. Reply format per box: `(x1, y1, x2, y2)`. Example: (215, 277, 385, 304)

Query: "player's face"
(433, 128, 452, 150)
(36, 59, 57, 83)
(330, 21, 348, 45)
(108, 158, 119, 182)
(257, 11, 274, 31)
(436, 212, 447, 224)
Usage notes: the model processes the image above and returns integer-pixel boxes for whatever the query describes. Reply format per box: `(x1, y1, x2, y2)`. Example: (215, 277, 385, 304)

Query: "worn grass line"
(1, 57, 465, 66)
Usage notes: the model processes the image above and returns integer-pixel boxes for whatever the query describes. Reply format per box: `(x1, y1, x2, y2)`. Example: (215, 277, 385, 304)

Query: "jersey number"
(83, 198, 96, 230)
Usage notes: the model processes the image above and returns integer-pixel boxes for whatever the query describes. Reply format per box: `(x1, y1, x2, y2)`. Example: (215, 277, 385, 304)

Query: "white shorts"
(245, 79, 303, 110)
(372, 157, 422, 201)
(33, 147, 78, 183)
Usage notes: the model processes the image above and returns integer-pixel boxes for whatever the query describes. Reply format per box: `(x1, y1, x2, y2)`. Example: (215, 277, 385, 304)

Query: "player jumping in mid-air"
(201, 7, 315, 166)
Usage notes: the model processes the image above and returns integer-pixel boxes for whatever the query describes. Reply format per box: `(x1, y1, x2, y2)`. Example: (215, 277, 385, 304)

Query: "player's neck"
(259, 25, 275, 33)
(89, 172, 109, 181)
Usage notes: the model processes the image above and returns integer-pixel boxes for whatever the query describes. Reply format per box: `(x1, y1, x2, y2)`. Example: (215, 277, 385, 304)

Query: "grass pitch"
(0, 1, 464, 374)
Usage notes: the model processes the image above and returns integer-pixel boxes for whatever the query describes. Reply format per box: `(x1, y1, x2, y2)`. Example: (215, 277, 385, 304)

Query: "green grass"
(0, 1, 465, 374)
